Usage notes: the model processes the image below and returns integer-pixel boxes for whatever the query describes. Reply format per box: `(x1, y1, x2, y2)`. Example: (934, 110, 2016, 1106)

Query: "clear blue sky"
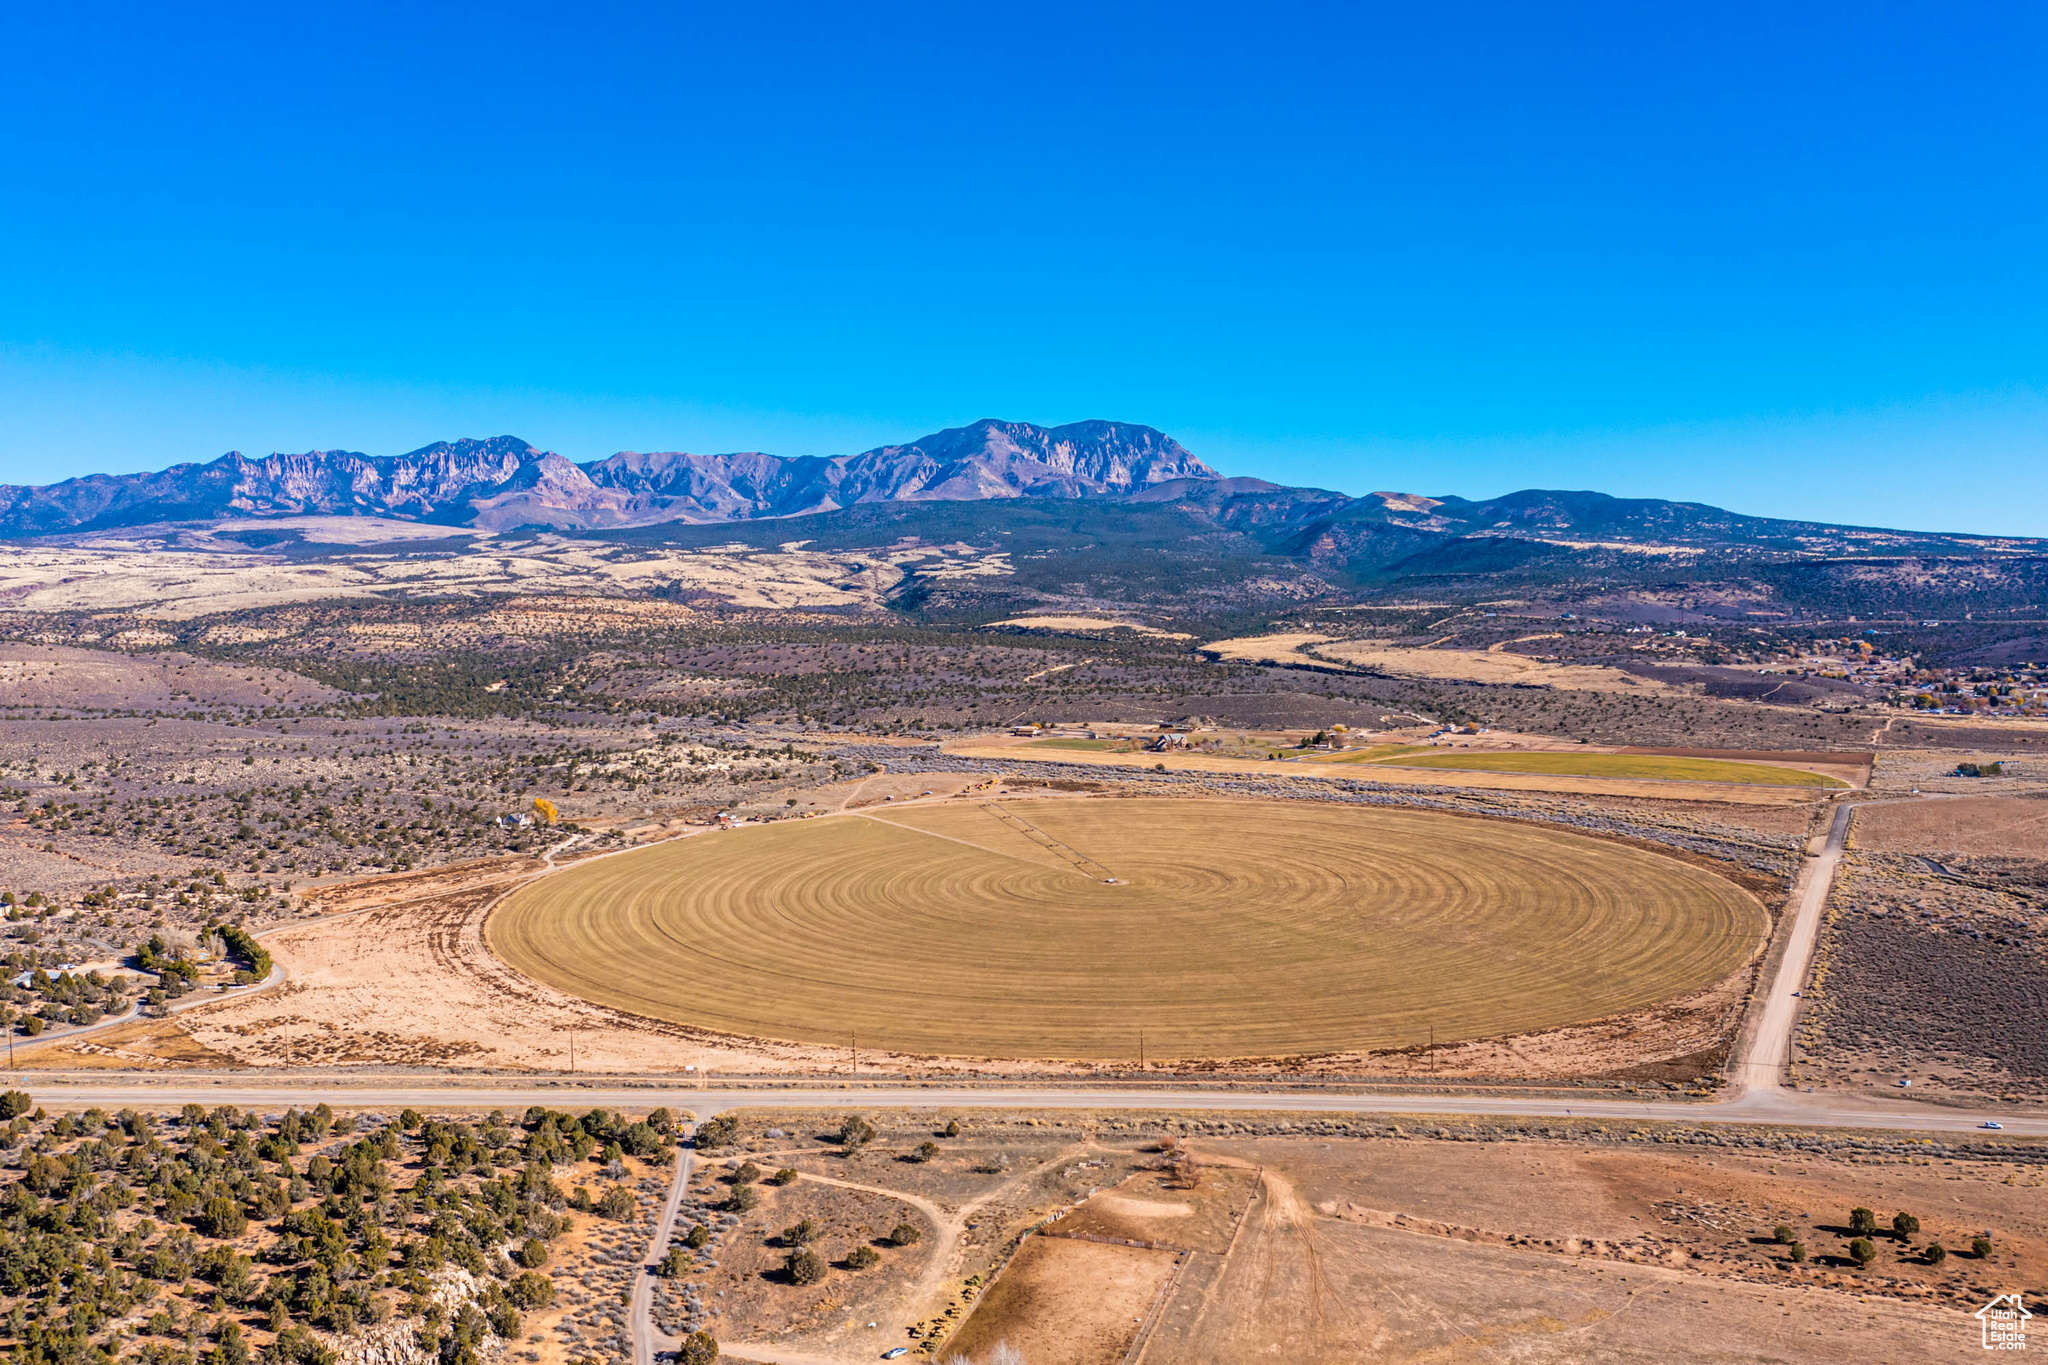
(3, 2, 2045, 533)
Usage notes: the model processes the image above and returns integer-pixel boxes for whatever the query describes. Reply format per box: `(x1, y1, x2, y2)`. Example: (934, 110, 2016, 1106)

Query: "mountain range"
(1, 418, 2039, 581)
(0, 420, 1214, 535)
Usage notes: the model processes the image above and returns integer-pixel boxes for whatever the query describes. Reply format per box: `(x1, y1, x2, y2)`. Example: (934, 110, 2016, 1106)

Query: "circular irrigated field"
(488, 798, 1764, 1060)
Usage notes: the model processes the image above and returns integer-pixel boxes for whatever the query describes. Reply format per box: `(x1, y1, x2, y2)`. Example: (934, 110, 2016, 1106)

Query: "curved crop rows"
(486, 798, 1765, 1061)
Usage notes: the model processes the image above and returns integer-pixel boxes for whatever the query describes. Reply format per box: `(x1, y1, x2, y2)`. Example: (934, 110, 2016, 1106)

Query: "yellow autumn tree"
(532, 797, 559, 826)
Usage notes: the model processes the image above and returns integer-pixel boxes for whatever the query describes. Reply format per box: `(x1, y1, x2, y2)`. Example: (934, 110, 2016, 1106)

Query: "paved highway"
(7, 1078, 2039, 1134)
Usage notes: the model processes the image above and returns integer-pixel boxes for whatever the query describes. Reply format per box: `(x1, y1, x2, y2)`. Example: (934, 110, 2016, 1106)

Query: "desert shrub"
(724, 1184, 758, 1213)
(1924, 1243, 1947, 1266)
(1973, 1236, 1994, 1258)
(658, 1246, 693, 1278)
(1787, 1242, 1807, 1263)
(767, 1168, 799, 1186)
(0, 1090, 31, 1119)
(781, 1218, 819, 1247)
(1849, 1207, 1878, 1236)
(1771, 1225, 1794, 1244)
(597, 1186, 635, 1220)
(1848, 1237, 1876, 1267)
(845, 1245, 880, 1270)
(677, 1330, 719, 1365)
(889, 1221, 922, 1247)
(732, 1161, 762, 1185)
(684, 1223, 712, 1249)
(212, 1321, 250, 1365)
(694, 1116, 739, 1150)
(1891, 1211, 1919, 1239)
(836, 1115, 875, 1153)
(516, 1237, 548, 1268)
(199, 1197, 248, 1240)
(906, 1141, 939, 1164)
(487, 1303, 522, 1339)
(508, 1272, 554, 1308)
(943, 1119, 960, 1137)
(785, 1246, 826, 1285)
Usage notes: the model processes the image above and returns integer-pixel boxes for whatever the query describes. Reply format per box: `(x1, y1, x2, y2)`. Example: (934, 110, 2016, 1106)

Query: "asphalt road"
(7, 1079, 2039, 1134)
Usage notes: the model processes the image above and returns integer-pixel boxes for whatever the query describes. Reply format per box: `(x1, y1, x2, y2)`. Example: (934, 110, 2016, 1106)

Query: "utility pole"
(850, 1031, 857, 1076)
(1139, 1028, 1145, 1071)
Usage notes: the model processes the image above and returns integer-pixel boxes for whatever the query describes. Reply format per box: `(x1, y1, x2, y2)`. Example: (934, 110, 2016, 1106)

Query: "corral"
(487, 797, 1766, 1061)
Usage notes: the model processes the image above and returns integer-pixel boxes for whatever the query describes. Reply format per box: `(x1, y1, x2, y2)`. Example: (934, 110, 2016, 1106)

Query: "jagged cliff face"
(0, 419, 1221, 534)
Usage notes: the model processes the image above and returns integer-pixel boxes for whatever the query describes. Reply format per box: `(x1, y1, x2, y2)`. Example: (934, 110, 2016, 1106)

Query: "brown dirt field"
(1849, 794, 2048, 856)
(943, 737, 1832, 805)
(681, 1173, 934, 1354)
(1202, 634, 1665, 692)
(18, 1015, 241, 1069)
(1042, 1166, 1258, 1255)
(940, 1235, 1180, 1365)
(1125, 1135, 2048, 1363)
(23, 797, 1767, 1081)
(489, 798, 1768, 1060)
(293, 853, 544, 913)
(163, 875, 851, 1073)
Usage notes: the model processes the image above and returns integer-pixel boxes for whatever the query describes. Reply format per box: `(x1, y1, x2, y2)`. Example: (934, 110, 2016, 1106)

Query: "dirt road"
(1730, 800, 1851, 1093)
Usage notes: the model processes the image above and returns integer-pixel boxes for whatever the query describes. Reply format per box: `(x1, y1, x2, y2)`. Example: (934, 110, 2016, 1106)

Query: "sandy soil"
(292, 853, 545, 912)
(1197, 633, 1668, 692)
(1849, 793, 2048, 856)
(941, 1235, 1181, 1365)
(1131, 1135, 2047, 1363)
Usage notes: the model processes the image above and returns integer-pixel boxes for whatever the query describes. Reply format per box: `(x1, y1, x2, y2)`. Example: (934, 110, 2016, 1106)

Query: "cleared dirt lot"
(1202, 634, 1664, 691)
(488, 797, 1767, 1061)
(942, 1235, 1180, 1365)
(1028, 1128, 2044, 1364)
(1850, 793, 2048, 855)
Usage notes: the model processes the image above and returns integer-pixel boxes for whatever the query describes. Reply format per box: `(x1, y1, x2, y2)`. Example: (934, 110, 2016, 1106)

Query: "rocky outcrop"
(0, 419, 1220, 535)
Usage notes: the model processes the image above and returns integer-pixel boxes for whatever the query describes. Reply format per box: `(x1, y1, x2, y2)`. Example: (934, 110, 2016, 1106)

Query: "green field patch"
(1319, 744, 1432, 763)
(1365, 751, 1846, 787)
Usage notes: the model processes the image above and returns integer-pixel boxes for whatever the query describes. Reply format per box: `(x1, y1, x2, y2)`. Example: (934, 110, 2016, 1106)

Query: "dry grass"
(1849, 793, 2048, 855)
(1199, 634, 1662, 690)
(940, 1236, 1178, 1365)
(1365, 751, 1847, 787)
(941, 739, 1830, 805)
(487, 798, 1765, 1061)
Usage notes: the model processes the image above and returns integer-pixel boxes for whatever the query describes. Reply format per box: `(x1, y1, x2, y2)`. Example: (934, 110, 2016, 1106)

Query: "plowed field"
(487, 798, 1765, 1060)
